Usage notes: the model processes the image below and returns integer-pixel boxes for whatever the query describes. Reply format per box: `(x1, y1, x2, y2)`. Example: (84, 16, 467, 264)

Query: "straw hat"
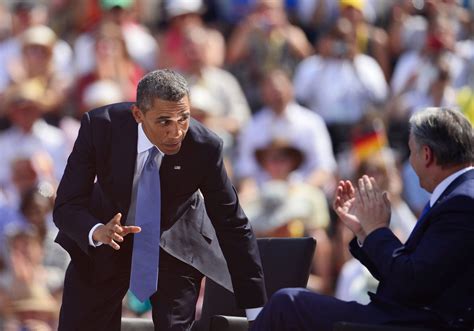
(3, 79, 47, 109)
(10, 284, 59, 314)
(255, 139, 305, 172)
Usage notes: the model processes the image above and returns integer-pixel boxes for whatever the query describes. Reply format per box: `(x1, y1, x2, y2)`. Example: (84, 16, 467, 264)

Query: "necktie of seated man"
(130, 147, 161, 302)
(410, 201, 431, 235)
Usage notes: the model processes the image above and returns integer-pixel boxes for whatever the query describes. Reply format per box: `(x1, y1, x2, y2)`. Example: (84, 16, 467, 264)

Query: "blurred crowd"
(0, 0, 472, 329)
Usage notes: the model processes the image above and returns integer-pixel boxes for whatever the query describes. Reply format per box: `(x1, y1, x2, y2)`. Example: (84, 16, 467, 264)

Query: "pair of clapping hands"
(333, 175, 391, 245)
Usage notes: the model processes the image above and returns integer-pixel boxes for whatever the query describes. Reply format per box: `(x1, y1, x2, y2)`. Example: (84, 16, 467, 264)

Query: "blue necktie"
(130, 147, 161, 302)
(419, 202, 431, 220)
(409, 201, 431, 236)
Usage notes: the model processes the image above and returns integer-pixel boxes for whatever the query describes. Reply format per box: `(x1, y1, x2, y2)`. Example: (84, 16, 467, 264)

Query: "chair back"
(192, 237, 316, 331)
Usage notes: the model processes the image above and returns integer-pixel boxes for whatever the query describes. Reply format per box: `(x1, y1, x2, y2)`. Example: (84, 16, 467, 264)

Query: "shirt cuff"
(88, 223, 104, 247)
(245, 307, 263, 321)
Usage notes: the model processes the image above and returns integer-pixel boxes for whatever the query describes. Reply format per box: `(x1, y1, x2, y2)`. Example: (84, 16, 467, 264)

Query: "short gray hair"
(136, 69, 189, 112)
(409, 107, 473, 167)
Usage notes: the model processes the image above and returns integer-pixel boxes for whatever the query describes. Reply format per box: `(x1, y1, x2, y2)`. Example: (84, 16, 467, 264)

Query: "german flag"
(352, 130, 387, 162)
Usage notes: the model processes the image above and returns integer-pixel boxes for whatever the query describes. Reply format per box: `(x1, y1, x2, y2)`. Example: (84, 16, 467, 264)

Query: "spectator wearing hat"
(157, 0, 225, 71)
(2, 272, 59, 331)
(2, 282, 59, 330)
(243, 139, 335, 294)
(0, 227, 62, 316)
(0, 184, 68, 328)
(235, 69, 336, 196)
(4, 24, 74, 127)
(0, 2, 73, 96)
(0, 80, 69, 201)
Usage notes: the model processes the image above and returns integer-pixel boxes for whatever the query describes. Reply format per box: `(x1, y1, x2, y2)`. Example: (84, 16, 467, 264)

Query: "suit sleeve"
(199, 140, 267, 308)
(352, 195, 474, 303)
(53, 113, 101, 255)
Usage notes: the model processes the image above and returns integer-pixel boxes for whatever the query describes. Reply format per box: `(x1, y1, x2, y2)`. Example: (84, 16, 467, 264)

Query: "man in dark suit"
(251, 107, 474, 331)
(53, 69, 266, 330)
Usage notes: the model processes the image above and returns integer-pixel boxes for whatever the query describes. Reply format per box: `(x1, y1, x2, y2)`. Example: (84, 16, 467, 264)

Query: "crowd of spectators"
(0, 0, 472, 328)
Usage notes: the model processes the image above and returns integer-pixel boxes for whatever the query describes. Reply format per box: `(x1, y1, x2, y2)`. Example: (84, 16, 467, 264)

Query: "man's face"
(261, 73, 293, 113)
(9, 101, 42, 132)
(132, 96, 191, 155)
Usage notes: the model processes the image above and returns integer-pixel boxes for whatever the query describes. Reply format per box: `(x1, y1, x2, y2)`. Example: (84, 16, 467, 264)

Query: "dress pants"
(58, 236, 203, 331)
(250, 288, 442, 331)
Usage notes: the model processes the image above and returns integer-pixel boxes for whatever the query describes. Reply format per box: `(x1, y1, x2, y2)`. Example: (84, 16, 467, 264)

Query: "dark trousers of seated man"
(250, 288, 452, 331)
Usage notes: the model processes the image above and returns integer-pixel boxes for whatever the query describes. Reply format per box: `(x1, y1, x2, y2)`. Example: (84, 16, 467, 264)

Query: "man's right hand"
(92, 213, 141, 250)
(333, 176, 391, 244)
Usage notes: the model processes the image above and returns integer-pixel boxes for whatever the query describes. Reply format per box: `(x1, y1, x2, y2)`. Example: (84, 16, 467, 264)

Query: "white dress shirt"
(293, 54, 388, 125)
(429, 166, 474, 207)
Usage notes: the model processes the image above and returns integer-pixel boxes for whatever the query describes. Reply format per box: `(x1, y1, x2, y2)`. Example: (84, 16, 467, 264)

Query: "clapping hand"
(333, 175, 391, 243)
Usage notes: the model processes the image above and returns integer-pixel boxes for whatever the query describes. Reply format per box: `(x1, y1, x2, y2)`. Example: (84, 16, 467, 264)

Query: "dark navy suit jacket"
(53, 102, 267, 308)
(350, 169, 474, 327)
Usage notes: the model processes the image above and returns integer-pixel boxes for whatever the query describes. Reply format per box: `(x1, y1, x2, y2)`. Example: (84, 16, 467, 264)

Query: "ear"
(131, 104, 143, 124)
(423, 145, 435, 167)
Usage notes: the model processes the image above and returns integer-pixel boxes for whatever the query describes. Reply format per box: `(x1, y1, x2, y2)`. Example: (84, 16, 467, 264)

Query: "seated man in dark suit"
(251, 107, 474, 331)
(53, 69, 266, 330)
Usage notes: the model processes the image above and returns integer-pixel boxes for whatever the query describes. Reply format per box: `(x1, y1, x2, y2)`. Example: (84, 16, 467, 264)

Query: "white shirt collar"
(137, 123, 164, 156)
(430, 166, 474, 207)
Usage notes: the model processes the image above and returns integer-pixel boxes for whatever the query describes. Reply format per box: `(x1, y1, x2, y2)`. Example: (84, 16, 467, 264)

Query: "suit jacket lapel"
(111, 111, 138, 215)
(406, 169, 474, 247)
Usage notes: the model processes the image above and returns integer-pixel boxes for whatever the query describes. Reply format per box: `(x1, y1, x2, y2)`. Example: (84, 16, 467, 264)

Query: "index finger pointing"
(122, 226, 142, 236)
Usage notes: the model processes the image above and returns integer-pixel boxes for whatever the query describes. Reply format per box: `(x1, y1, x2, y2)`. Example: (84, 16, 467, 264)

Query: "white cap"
(21, 24, 57, 49)
(83, 80, 123, 109)
(189, 85, 219, 115)
(165, 0, 204, 18)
